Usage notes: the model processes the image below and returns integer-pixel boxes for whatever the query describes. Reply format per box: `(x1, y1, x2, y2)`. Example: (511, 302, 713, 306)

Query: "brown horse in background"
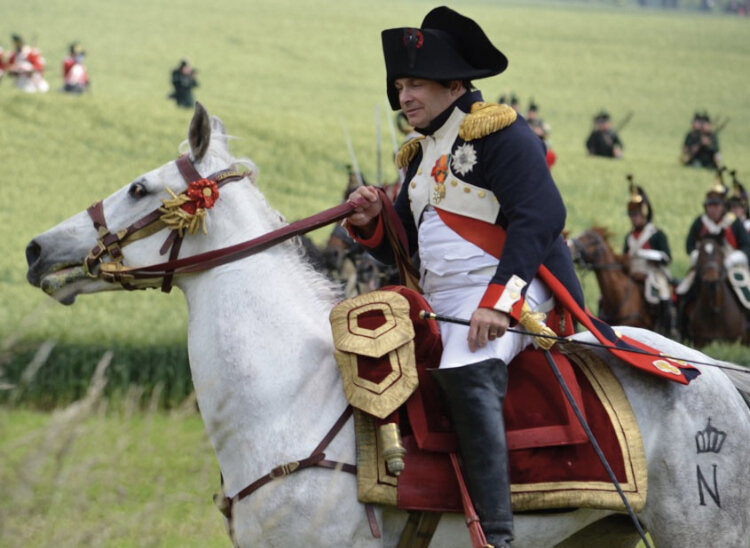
(682, 237, 749, 346)
(568, 227, 653, 329)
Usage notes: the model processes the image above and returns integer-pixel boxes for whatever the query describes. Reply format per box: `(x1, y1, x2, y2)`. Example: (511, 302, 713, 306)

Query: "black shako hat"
(626, 175, 653, 222)
(381, 6, 508, 110)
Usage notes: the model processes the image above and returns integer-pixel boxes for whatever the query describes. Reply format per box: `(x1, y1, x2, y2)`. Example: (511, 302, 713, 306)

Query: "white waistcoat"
(407, 107, 501, 226)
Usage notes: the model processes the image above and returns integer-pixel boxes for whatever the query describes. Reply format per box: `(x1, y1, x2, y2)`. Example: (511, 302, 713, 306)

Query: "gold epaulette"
(459, 102, 517, 141)
(396, 136, 425, 169)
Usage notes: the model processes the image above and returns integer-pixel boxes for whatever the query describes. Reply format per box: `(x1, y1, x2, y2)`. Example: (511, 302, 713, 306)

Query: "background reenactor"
(681, 111, 722, 169)
(5, 34, 49, 93)
(585, 110, 623, 158)
(498, 92, 519, 112)
(676, 180, 750, 335)
(526, 99, 555, 168)
(623, 177, 675, 335)
(526, 100, 550, 140)
(61, 42, 89, 93)
(727, 171, 750, 234)
(169, 59, 198, 108)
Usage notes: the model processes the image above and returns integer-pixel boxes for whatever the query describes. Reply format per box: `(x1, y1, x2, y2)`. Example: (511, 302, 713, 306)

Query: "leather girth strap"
(397, 511, 442, 548)
(214, 406, 382, 541)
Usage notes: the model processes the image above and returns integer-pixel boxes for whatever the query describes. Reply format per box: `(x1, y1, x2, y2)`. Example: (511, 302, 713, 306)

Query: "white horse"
(25, 104, 750, 548)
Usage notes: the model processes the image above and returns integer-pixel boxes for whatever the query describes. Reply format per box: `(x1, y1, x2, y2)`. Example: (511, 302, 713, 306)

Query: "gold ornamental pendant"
(432, 182, 446, 204)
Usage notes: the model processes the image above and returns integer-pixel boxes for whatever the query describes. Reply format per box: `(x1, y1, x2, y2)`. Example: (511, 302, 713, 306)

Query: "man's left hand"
(468, 308, 510, 352)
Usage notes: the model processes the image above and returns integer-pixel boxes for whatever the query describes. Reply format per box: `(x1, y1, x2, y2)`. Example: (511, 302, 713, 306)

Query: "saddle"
(329, 286, 648, 516)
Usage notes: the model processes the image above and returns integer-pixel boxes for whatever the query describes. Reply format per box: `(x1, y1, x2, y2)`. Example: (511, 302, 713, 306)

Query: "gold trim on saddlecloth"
(331, 291, 419, 419)
(353, 345, 648, 513)
(509, 344, 647, 512)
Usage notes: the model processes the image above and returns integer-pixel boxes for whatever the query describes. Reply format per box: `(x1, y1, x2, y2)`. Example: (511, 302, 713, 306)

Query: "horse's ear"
(209, 115, 229, 154)
(189, 102, 212, 163)
(210, 115, 226, 137)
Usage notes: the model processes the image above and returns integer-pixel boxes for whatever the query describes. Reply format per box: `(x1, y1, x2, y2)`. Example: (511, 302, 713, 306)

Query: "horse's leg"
(553, 514, 641, 548)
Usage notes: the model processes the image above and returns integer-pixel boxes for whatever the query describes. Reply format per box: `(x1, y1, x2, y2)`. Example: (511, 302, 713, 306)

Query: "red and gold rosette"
(159, 179, 220, 236)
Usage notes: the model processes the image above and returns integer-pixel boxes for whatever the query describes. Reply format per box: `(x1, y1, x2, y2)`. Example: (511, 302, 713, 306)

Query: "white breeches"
(425, 275, 552, 369)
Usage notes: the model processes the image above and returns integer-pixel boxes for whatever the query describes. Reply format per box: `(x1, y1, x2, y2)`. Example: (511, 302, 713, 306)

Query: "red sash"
(435, 209, 700, 384)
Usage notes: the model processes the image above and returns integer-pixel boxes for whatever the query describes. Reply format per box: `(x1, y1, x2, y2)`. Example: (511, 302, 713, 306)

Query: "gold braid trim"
(520, 302, 557, 350)
(396, 136, 425, 169)
(159, 188, 208, 237)
(459, 102, 517, 141)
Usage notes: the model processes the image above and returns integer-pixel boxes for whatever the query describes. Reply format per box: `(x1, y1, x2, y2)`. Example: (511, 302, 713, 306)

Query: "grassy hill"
(1, 2, 749, 546)
(2, 0, 749, 402)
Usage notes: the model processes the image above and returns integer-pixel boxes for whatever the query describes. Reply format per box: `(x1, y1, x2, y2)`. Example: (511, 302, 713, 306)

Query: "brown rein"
(84, 154, 363, 292)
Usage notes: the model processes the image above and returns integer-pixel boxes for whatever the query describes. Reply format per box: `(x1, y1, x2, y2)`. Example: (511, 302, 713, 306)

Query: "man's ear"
(450, 80, 465, 96)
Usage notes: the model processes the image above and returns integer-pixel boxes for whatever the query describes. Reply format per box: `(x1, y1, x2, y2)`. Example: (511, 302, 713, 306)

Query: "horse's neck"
(593, 248, 642, 314)
(180, 249, 350, 496)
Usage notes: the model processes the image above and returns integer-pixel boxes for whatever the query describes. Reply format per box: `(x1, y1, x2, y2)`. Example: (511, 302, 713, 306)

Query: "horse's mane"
(591, 225, 613, 243)
(182, 138, 343, 306)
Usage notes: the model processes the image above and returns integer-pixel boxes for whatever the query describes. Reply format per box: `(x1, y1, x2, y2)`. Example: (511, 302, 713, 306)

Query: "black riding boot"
(431, 359, 513, 548)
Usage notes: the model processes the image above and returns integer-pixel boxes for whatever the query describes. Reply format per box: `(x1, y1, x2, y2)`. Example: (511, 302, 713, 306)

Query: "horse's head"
(695, 237, 726, 284)
(26, 103, 260, 304)
(568, 227, 617, 270)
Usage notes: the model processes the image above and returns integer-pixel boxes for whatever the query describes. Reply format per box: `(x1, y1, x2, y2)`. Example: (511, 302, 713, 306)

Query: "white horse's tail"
(722, 364, 750, 408)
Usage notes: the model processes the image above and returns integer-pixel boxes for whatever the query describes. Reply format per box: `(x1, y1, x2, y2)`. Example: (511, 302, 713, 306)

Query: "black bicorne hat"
(626, 175, 652, 222)
(381, 6, 508, 110)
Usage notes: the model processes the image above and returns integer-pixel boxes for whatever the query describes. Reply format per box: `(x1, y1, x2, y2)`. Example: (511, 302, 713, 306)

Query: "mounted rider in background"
(622, 177, 675, 336)
(677, 180, 750, 328)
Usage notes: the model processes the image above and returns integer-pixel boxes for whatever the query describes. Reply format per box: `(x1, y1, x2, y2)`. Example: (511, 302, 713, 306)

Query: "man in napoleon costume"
(347, 7, 585, 547)
(347, 7, 699, 547)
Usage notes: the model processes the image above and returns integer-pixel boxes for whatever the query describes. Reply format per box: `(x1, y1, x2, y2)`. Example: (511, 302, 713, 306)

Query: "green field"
(1, 0, 749, 545)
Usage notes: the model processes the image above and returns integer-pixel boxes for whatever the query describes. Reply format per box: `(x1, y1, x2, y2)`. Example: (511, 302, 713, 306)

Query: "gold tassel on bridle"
(159, 187, 209, 237)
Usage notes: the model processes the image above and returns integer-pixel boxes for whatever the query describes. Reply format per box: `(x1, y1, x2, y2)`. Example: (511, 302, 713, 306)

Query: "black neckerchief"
(414, 89, 483, 136)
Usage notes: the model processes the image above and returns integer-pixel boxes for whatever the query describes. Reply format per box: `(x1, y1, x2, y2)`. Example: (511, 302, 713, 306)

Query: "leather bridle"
(570, 231, 623, 272)
(84, 154, 249, 292)
(83, 154, 361, 292)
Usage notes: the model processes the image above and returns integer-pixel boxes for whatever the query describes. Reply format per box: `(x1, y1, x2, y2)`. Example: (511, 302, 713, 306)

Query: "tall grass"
(2, 0, 749, 401)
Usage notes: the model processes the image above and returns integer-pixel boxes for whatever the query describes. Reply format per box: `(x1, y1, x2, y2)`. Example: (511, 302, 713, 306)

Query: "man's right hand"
(347, 186, 383, 237)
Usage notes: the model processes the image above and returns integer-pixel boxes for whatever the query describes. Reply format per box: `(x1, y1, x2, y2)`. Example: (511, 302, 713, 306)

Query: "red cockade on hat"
(402, 28, 424, 49)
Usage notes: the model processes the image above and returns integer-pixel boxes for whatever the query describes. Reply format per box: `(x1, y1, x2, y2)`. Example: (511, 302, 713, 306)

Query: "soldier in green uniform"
(169, 59, 198, 108)
(622, 178, 675, 336)
(681, 112, 721, 169)
(586, 111, 623, 158)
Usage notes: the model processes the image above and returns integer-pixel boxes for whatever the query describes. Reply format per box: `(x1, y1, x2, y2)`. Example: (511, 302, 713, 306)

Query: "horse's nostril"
(26, 240, 41, 268)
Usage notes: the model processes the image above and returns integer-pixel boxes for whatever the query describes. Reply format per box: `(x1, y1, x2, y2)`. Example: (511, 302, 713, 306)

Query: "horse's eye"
(129, 182, 148, 199)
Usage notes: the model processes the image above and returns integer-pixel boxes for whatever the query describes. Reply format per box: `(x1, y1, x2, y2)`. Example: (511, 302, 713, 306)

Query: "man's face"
(394, 78, 462, 129)
(705, 202, 725, 223)
(628, 210, 646, 230)
(729, 203, 746, 221)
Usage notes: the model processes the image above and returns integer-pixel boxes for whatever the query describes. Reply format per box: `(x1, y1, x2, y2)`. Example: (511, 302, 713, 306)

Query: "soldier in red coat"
(62, 42, 89, 93)
(6, 34, 49, 93)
